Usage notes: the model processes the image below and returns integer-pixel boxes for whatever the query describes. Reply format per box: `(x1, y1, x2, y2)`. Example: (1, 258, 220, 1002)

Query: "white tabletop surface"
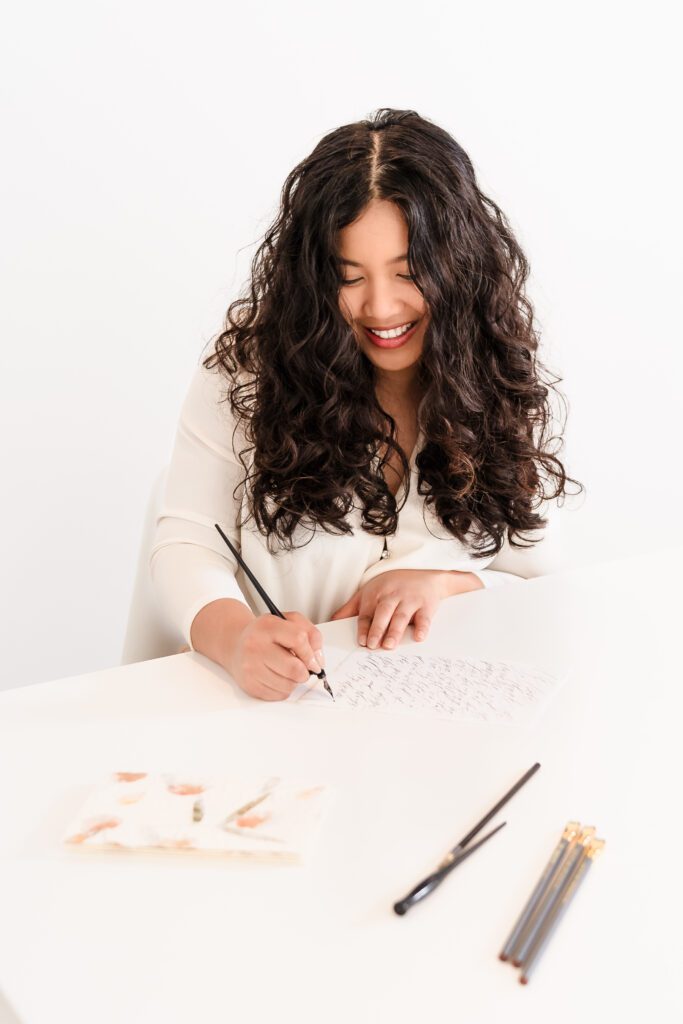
(1, 549, 681, 1023)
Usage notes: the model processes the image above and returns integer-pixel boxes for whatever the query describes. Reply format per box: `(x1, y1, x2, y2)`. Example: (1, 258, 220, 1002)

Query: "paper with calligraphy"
(296, 649, 558, 724)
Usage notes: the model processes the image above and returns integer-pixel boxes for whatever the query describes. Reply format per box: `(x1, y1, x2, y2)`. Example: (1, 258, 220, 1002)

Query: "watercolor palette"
(62, 772, 329, 863)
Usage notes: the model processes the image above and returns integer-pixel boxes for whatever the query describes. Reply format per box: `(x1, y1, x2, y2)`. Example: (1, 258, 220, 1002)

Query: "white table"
(1, 551, 681, 1023)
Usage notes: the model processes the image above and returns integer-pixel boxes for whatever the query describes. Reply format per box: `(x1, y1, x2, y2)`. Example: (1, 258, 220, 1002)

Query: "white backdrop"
(1, 0, 680, 690)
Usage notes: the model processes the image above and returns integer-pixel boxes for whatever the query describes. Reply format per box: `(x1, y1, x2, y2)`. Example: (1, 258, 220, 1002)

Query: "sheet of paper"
(295, 649, 560, 724)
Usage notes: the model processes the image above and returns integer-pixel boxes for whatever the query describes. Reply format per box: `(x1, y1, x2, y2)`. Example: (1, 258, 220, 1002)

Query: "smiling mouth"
(363, 319, 420, 348)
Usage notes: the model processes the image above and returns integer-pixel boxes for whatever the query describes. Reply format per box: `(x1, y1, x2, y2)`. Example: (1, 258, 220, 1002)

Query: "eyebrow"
(337, 252, 409, 267)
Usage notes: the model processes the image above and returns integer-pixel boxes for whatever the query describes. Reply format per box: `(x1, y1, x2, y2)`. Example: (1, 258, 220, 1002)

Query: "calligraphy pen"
(214, 523, 334, 700)
(393, 762, 541, 915)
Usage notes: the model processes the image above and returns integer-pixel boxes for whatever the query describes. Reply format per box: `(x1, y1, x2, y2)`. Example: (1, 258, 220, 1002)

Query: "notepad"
(62, 772, 329, 863)
(295, 649, 560, 724)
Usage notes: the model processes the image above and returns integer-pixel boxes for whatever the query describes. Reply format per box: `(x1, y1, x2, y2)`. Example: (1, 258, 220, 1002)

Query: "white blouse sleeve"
(358, 468, 572, 591)
(468, 495, 575, 587)
(356, 392, 575, 591)
(149, 361, 253, 649)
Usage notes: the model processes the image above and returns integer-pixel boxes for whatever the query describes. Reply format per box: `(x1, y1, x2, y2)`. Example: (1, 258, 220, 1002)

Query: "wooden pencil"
(499, 821, 581, 962)
(519, 837, 605, 984)
(511, 826, 596, 967)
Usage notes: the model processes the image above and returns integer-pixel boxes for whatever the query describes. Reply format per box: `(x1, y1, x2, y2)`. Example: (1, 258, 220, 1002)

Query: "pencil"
(499, 821, 581, 962)
(214, 522, 334, 700)
(519, 837, 605, 984)
(511, 826, 596, 967)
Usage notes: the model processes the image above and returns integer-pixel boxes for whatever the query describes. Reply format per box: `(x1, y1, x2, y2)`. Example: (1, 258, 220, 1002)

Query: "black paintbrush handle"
(457, 762, 540, 849)
(393, 821, 506, 916)
(214, 523, 333, 698)
(214, 523, 283, 618)
(393, 869, 449, 915)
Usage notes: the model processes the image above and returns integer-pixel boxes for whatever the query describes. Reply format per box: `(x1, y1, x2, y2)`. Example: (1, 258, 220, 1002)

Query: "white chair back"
(120, 466, 185, 665)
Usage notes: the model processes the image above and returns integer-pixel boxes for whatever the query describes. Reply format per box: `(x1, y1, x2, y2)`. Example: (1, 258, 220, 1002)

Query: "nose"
(360, 278, 406, 323)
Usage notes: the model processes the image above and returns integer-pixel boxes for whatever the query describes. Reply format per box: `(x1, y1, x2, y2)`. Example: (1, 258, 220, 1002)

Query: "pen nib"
(321, 673, 335, 701)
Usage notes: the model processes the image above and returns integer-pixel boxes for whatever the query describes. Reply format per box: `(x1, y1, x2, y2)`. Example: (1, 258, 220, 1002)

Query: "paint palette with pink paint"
(62, 772, 329, 863)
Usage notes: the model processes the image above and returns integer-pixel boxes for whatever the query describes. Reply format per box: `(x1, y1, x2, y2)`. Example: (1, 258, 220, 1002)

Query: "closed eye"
(340, 274, 415, 286)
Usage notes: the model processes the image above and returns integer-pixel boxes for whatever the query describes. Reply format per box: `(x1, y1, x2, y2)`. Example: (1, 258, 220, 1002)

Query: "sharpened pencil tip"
(498, 954, 508, 962)
(519, 977, 528, 986)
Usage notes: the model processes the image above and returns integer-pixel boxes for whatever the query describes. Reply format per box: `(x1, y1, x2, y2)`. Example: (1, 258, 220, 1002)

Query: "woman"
(150, 107, 582, 701)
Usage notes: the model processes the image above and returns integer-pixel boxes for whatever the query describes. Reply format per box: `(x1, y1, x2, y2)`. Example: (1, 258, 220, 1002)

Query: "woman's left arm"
(469, 496, 575, 582)
(330, 567, 483, 650)
(330, 497, 576, 648)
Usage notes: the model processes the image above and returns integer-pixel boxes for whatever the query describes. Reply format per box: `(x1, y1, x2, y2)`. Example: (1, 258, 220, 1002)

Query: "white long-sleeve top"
(150, 360, 568, 649)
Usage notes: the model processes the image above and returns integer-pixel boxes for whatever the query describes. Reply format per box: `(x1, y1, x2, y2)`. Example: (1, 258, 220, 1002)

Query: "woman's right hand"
(228, 610, 325, 702)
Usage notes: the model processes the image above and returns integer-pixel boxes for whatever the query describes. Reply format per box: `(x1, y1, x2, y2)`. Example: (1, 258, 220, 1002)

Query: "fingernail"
(309, 659, 322, 674)
(415, 632, 425, 641)
(384, 638, 395, 649)
(359, 636, 367, 647)
(315, 649, 325, 668)
(367, 638, 377, 649)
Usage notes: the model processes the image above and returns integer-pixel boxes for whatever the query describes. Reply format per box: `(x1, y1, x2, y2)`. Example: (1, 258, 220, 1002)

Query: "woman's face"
(337, 199, 429, 392)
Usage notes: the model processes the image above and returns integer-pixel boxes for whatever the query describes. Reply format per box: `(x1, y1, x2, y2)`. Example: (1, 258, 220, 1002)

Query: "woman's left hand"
(329, 569, 484, 649)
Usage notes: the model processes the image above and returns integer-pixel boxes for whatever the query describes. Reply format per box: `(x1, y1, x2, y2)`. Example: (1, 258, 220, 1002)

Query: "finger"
(330, 592, 361, 621)
(379, 603, 418, 649)
(356, 594, 380, 647)
(282, 648, 317, 685)
(412, 609, 432, 642)
(282, 610, 324, 653)
(255, 680, 292, 702)
(273, 613, 324, 674)
(248, 669, 295, 702)
(262, 656, 308, 692)
(282, 612, 325, 667)
(357, 610, 373, 646)
(303, 622, 326, 669)
(365, 597, 401, 650)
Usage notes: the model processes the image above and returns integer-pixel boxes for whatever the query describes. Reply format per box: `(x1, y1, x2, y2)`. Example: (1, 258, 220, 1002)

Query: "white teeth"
(368, 321, 415, 339)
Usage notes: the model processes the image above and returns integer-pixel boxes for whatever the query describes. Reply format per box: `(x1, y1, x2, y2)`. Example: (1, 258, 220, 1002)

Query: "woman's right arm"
(149, 359, 256, 652)
(189, 598, 256, 675)
(149, 360, 323, 699)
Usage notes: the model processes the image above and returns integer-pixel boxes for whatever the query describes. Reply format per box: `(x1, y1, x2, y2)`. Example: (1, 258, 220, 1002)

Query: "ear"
(330, 590, 361, 620)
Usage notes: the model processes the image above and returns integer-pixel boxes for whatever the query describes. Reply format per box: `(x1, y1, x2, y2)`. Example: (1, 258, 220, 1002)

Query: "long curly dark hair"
(203, 107, 582, 558)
